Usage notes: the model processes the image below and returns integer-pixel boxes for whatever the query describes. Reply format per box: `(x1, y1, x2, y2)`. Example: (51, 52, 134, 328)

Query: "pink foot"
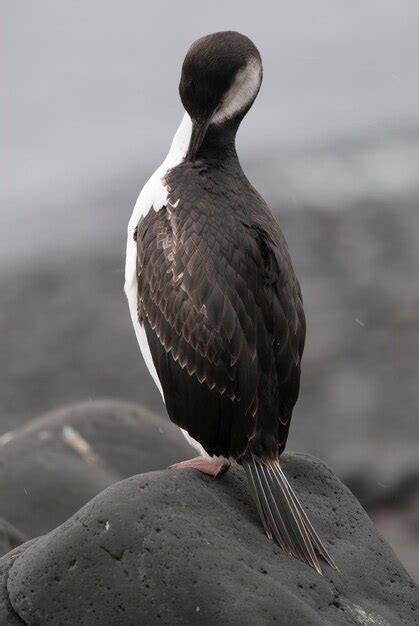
(169, 456, 230, 477)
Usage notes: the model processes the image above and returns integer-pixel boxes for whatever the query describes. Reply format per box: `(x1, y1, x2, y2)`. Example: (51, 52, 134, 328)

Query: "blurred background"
(1, 1, 418, 579)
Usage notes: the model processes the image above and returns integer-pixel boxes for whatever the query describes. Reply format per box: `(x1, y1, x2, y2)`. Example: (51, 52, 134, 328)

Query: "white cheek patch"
(211, 58, 262, 125)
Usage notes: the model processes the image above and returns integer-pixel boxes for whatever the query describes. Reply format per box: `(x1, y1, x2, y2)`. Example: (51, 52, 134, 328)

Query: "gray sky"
(1, 0, 419, 268)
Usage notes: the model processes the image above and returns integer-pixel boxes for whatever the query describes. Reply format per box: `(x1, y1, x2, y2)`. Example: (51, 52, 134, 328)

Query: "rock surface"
(0, 399, 191, 538)
(2, 453, 418, 625)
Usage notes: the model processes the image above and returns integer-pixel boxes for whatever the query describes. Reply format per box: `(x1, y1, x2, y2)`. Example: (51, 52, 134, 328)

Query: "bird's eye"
(133, 226, 138, 242)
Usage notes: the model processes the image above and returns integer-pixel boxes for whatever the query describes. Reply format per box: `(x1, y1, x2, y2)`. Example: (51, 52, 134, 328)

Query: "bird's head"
(179, 31, 263, 161)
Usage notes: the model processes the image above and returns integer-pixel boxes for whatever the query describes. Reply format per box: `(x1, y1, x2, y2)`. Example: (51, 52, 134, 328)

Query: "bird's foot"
(169, 456, 230, 477)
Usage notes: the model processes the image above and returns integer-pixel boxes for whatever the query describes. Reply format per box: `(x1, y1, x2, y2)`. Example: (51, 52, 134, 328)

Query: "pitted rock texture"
(3, 453, 418, 625)
(0, 399, 191, 538)
(0, 543, 36, 625)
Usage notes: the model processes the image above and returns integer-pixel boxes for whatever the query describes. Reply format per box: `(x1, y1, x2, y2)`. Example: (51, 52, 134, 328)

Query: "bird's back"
(136, 155, 305, 460)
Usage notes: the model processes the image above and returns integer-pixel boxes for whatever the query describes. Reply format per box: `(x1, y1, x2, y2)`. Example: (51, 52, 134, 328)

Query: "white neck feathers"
(165, 113, 193, 167)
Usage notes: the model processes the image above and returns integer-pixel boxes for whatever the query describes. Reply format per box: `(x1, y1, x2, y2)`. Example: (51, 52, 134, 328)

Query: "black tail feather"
(272, 463, 337, 570)
(245, 461, 272, 540)
(243, 452, 337, 574)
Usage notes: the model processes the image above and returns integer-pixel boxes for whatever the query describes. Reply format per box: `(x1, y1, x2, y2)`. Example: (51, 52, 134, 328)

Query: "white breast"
(124, 112, 212, 457)
(124, 112, 207, 458)
(124, 113, 192, 398)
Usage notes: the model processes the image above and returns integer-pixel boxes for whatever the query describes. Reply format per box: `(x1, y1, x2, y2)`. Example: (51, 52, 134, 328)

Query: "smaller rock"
(0, 399, 191, 538)
(0, 543, 35, 625)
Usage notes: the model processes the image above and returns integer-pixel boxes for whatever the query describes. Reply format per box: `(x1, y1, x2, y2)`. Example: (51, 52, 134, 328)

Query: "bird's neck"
(197, 120, 240, 163)
(166, 113, 242, 170)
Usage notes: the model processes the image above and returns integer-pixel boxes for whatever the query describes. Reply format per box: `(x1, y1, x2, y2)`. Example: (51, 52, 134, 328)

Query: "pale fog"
(2, 1, 419, 266)
(1, 1, 419, 578)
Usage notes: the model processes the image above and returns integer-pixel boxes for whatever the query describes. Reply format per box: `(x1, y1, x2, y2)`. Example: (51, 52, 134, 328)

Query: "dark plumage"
(128, 30, 336, 574)
(138, 156, 304, 460)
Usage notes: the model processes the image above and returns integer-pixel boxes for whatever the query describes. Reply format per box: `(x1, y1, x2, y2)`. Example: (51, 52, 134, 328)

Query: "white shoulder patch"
(127, 112, 192, 230)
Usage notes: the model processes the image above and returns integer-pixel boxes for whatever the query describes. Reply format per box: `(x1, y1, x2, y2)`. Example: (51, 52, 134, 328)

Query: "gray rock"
(0, 399, 191, 538)
(0, 544, 31, 625)
(372, 498, 419, 590)
(0, 519, 26, 558)
(3, 453, 418, 625)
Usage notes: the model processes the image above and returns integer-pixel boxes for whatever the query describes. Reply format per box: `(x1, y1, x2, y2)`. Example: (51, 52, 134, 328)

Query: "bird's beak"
(185, 116, 211, 162)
